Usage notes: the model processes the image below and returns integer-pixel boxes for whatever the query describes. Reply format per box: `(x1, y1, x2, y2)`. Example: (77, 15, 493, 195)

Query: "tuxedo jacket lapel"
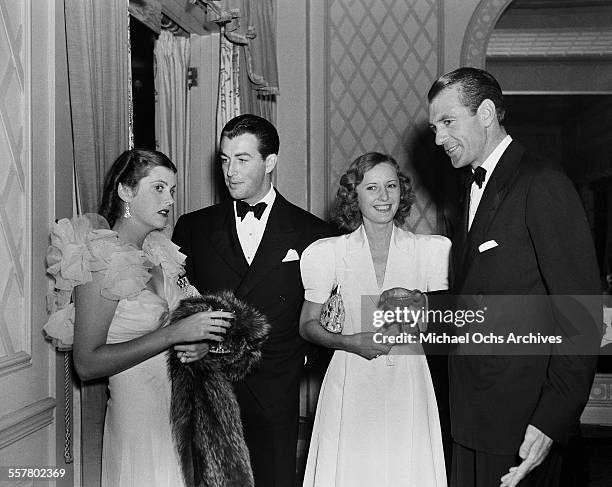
(452, 170, 471, 288)
(236, 194, 299, 299)
(457, 142, 525, 286)
(461, 177, 500, 273)
(209, 201, 249, 277)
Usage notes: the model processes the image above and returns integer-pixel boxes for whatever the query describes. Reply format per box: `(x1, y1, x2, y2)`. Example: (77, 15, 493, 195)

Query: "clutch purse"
(319, 284, 345, 334)
(177, 275, 201, 299)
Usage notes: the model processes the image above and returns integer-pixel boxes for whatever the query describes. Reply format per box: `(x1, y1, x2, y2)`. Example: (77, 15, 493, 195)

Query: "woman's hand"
(171, 310, 233, 345)
(174, 342, 210, 363)
(73, 273, 233, 380)
(344, 332, 392, 360)
(299, 301, 392, 360)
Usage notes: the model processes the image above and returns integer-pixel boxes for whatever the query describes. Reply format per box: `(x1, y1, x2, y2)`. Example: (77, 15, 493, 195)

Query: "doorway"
(130, 17, 156, 149)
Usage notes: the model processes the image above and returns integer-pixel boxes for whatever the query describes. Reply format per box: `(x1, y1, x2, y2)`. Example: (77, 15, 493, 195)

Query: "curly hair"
(99, 149, 177, 228)
(332, 152, 414, 233)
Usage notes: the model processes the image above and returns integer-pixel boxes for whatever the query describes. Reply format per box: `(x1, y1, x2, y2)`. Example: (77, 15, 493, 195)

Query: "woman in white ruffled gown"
(43, 149, 232, 487)
(299, 153, 450, 487)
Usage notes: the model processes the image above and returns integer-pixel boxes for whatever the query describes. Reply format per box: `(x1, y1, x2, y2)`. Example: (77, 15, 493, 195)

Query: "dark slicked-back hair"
(427, 67, 506, 124)
(99, 149, 176, 228)
(332, 152, 414, 233)
(220, 114, 280, 159)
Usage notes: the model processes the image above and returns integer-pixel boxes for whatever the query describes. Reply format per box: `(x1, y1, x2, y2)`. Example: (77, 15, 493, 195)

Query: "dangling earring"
(123, 203, 131, 219)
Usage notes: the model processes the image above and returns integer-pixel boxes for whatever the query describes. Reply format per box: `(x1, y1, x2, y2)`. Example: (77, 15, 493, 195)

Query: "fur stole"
(167, 291, 270, 487)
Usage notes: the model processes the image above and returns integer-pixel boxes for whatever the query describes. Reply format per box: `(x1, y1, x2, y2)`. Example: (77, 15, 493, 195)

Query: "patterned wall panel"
(0, 0, 29, 366)
(327, 0, 441, 233)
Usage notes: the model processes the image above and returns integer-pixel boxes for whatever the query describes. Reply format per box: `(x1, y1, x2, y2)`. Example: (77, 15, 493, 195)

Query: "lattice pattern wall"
(0, 0, 28, 362)
(327, 0, 441, 234)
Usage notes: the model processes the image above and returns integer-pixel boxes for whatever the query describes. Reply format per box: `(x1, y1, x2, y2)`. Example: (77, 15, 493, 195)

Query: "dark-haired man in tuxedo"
(173, 114, 333, 487)
(427, 68, 600, 487)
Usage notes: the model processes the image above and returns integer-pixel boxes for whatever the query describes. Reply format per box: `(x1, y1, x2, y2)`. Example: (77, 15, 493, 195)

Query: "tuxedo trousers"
(450, 441, 562, 487)
(426, 354, 452, 477)
(236, 382, 299, 487)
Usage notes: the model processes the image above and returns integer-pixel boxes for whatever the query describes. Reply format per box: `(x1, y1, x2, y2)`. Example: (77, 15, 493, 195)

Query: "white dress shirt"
(234, 184, 276, 265)
(468, 135, 513, 230)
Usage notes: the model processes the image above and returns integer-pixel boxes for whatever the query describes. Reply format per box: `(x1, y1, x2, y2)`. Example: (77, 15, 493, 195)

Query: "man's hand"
(500, 424, 553, 487)
(378, 287, 428, 332)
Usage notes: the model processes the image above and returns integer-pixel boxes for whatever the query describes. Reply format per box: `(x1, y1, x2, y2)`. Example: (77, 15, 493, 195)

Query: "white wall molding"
(307, 0, 329, 218)
(2, 480, 33, 487)
(0, 352, 31, 378)
(0, 0, 33, 369)
(0, 0, 56, 470)
(0, 398, 56, 450)
(461, 0, 514, 67)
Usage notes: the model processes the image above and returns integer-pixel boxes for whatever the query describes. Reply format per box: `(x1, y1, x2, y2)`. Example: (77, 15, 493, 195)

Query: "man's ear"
(264, 154, 278, 174)
(477, 99, 497, 128)
(117, 183, 134, 203)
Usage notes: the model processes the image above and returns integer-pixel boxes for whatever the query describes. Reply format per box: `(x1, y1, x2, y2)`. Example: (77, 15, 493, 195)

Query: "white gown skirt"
(101, 353, 185, 487)
(303, 348, 447, 487)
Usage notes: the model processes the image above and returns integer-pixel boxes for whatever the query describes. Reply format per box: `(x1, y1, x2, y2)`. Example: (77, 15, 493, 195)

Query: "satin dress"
(44, 215, 187, 487)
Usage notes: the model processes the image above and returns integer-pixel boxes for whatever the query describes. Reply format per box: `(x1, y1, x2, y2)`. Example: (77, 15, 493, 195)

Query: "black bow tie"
(467, 166, 487, 189)
(236, 200, 267, 221)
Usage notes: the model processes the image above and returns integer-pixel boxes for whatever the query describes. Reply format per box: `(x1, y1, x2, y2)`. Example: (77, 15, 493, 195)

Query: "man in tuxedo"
(427, 68, 600, 487)
(173, 114, 333, 487)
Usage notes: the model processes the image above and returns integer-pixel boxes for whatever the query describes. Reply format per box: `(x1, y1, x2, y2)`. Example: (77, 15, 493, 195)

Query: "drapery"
(236, 0, 278, 122)
(207, 0, 278, 123)
(65, 0, 130, 213)
(64, 2, 131, 485)
(154, 30, 191, 224)
(217, 28, 241, 140)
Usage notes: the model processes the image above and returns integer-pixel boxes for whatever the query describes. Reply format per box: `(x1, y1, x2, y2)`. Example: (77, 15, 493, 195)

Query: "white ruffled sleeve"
(99, 247, 151, 301)
(142, 230, 196, 311)
(43, 214, 154, 350)
(43, 214, 114, 350)
(300, 238, 337, 304)
(142, 230, 186, 280)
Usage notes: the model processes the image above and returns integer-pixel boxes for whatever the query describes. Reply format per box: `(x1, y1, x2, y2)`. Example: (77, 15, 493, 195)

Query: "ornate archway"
(460, 0, 514, 68)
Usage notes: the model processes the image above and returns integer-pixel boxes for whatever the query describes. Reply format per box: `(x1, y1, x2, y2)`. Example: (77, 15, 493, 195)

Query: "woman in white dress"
(44, 149, 233, 486)
(300, 152, 450, 486)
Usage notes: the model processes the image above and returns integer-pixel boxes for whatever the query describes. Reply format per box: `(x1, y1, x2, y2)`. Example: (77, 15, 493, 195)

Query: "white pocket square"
(282, 249, 300, 262)
(478, 240, 498, 253)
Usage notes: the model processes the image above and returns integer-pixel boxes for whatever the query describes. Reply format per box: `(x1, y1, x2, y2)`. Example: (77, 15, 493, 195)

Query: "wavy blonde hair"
(332, 152, 414, 233)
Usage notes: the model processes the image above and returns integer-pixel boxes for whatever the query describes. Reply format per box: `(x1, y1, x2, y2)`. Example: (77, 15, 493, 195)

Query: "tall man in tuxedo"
(427, 68, 600, 487)
(173, 114, 333, 487)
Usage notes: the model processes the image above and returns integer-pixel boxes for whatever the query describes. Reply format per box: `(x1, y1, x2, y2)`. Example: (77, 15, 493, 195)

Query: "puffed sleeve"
(300, 237, 337, 304)
(43, 214, 151, 349)
(426, 236, 451, 292)
(98, 246, 151, 301)
(44, 214, 115, 350)
(143, 230, 192, 310)
(143, 230, 186, 280)
(46, 214, 111, 290)
(86, 231, 151, 301)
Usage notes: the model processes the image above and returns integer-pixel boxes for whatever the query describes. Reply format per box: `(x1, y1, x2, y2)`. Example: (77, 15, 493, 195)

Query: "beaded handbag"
(319, 283, 345, 334)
